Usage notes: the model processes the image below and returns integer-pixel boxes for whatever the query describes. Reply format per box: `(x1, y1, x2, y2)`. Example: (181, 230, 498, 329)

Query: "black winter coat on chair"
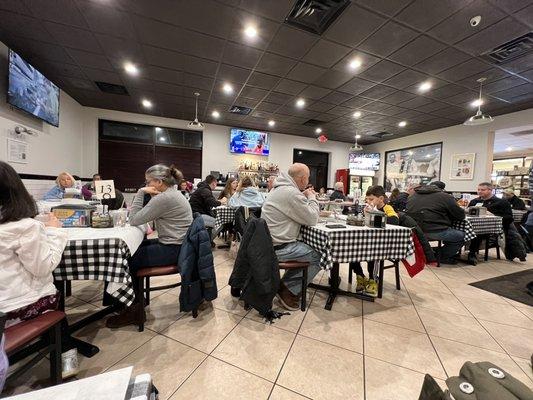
(229, 217, 280, 316)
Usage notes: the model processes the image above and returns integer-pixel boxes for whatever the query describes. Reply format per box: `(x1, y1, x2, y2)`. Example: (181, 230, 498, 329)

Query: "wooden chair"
(3, 311, 65, 385)
(278, 261, 309, 311)
(135, 265, 182, 332)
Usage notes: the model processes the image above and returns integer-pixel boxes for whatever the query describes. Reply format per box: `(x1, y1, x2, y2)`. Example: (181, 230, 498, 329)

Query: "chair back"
(405, 211, 427, 232)
(234, 206, 261, 240)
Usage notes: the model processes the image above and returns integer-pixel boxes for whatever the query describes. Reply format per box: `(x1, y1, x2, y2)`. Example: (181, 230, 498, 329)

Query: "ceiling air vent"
(95, 81, 129, 95)
(481, 32, 533, 64)
(229, 105, 252, 115)
(372, 132, 394, 139)
(285, 0, 351, 35)
(303, 119, 326, 127)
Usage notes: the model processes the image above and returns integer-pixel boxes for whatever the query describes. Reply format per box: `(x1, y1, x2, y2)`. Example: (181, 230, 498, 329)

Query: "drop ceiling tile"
(488, 0, 532, 13)
(183, 73, 214, 91)
(356, 0, 412, 17)
(379, 105, 410, 115)
(217, 63, 252, 83)
(302, 39, 352, 68)
(492, 83, 533, 101)
(362, 101, 392, 112)
(320, 91, 353, 105)
(358, 85, 397, 100)
(328, 105, 353, 116)
(44, 21, 101, 53)
(358, 21, 419, 57)
(247, 72, 280, 89)
(416, 101, 450, 113)
(78, 1, 134, 38)
(263, 91, 293, 105)
(6, 35, 73, 64)
(515, 4, 533, 28)
(26, 0, 88, 28)
(172, 0, 235, 39)
(222, 42, 262, 69)
(395, 0, 469, 31)
(234, 97, 260, 108)
(306, 101, 335, 113)
(143, 46, 219, 77)
(82, 67, 124, 85)
(314, 113, 338, 122)
(255, 102, 280, 113)
(499, 53, 533, 74)
(267, 25, 318, 59)
(428, 0, 507, 45)
(274, 79, 307, 95)
(380, 91, 417, 105)
(383, 69, 428, 89)
(426, 83, 467, 99)
(483, 76, 528, 93)
(438, 58, 491, 81)
(456, 17, 529, 56)
(287, 62, 328, 84)
(210, 93, 237, 106)
(414, 47, 470, 74)
(227, 11, 279, 50)
(96, 34, 145, 65)
(324, 3, 386, 47)
(65, 48, 113, 71)
(338, 76, 377, 95)
(243, 0, 294, 21)
(0, 0, 31, 13)
(358, 60, 405, 83)
(342, 97, 374, 108)
(151, 81, 183, 97)
(388, 35, 447, 66)
(255, 52, 297, 76)
(240, 86, 269, 100)
(399, 96, 434, 108)
(331, 50, 382, 73)
(313, 70, 354, 89)
(299, 85, 333, 100)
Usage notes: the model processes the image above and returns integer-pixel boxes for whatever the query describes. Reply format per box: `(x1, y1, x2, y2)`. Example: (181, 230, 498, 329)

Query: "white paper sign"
(7, 138, 28, 164)
(94, 179, 116, 200)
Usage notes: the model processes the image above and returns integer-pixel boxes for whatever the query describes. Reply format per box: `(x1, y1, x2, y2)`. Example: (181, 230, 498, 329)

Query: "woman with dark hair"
(218, 177, 237, 202)
(106, 164, 193, 328)
(0, 161, 68, 327)
(178, 179, 190, 200)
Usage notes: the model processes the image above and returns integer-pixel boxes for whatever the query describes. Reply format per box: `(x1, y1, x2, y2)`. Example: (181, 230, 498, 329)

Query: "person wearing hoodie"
(406, 184, 466, 264)
(262, 163, 321, 310)
(229, 176, 265, 208)
(189, 175, 227, 232)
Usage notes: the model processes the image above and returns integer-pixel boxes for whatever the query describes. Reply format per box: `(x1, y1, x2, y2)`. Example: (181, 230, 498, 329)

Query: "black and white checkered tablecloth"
(464, 215, 503, 236)
(301, 224, 414, 270)
(54, 237, 136, 306)
(451, 219, 477, 241)
(213, 206, 237, 232)
(512, 209, 527, 223)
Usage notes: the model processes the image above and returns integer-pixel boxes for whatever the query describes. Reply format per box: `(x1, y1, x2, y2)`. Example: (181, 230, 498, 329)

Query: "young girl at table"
(106, 164, 193, 328)
(218, 177, 237, 203)
(228, 176, 264, 208)
(349, 185, 399, 297)
(0, 161, 68, 327)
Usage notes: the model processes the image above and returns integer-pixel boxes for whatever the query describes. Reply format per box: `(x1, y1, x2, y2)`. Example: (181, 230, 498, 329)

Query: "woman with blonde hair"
(218, 177, 237, 202)
(229, 176, 265, 208)
(43, 171, 80, 200)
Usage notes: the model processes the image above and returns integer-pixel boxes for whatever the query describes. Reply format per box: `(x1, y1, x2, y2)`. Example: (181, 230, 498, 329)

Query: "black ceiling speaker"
(285, 0, 351, 35)
(95, 81, 129, 95)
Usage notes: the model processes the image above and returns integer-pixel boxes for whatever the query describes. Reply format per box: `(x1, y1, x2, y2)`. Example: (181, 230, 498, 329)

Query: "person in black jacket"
(503, 188, 526, 210)
(467, 182, 514, 264)
(329, 182, 346, 201)
(406, 184, 466, 264)
(189, 175, 227, 235)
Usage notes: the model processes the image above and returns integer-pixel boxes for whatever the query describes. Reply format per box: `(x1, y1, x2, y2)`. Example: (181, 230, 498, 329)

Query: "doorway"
(293, 149, 329, 190)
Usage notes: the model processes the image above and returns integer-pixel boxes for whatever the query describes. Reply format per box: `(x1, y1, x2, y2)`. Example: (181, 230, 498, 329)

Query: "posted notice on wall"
(7, 138, 28, 164)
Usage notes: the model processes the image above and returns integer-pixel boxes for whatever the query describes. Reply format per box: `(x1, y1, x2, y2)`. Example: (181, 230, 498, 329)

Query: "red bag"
(401, 232, 426, 277)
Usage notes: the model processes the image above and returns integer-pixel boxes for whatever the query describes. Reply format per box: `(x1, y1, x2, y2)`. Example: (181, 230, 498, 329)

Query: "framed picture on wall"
(450, 153, 475, 180)
(384, 142, 442, 192)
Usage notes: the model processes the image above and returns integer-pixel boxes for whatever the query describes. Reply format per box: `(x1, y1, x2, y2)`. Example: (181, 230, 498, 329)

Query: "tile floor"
(3, 247, 533, 400)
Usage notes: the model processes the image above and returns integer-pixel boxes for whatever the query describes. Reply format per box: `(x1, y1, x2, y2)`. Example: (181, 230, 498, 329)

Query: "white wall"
(81, 107, 352, 186)
(365, 108, 533, 192)
(0, 42, 85, 176)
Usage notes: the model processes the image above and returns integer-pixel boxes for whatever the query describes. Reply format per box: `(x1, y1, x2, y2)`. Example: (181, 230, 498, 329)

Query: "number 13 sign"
(94, 180, 116, 200)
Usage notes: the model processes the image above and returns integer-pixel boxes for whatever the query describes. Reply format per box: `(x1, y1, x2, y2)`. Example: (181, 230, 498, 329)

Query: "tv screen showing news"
(230, 128, 270, 155)
(7, 49, 60, 127)
(349, 152, 380, 171)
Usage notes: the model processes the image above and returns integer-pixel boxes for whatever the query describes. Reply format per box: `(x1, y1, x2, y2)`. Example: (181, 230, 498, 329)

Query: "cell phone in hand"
(325, 224, 346, 229)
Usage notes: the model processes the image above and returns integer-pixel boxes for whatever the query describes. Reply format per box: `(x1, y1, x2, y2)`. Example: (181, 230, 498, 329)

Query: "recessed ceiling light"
(398, 121, 407, 127)
(222, 83, 233, 94)
(211, 110, 220, 118)
(159, 137, 166, 142)
(244, 25, 258, 38)
(268, 120, 275, 127)
(124, 62, 139, 75)
(155, 127, 162, 132)
(296, 98, 305, 108)
(353, 111, 362, 119)
(355, 134, 361, 139)
(349, 58, 362, 70)
(426, 154, 431, 158)
(506, 146, 513, 151)
(315, 127, 322, 134)
(471, 99, 483, 108)
(141, 99, 152, 108)
(419, 81, 432, 92)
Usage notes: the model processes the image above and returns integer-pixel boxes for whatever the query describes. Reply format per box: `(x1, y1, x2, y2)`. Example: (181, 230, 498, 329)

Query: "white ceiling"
(493, 129, 533, 157)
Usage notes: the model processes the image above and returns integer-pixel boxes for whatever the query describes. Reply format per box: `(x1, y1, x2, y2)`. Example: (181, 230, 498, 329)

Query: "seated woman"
(178, 179, 190, 200)
(0, 161, 68, 328)
(229, 176, 265, 208)
(218, 178, 237, 203)
(81, 173, 101, 200)
(42, 172, 80, 200)
(106, 164, 193, 328)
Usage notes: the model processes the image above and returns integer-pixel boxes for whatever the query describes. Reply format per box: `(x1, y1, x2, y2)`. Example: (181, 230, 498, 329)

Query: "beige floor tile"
(269, 385, 309, 399)
(311, 289, 363, 316)
(365, 356, 429, 400)
(170, 357, 272, 400)
(213, 260, 234, 288)
(500, 296, 533, 310)
(458, 296, 533, 329)
(149, 274, 181, 290)
(402, 276, 453, 295)
(66, 302, 102, 325)
(479, 320, 533, 359)
(212, 318, 295, 381)
(364, 319, 446, 379)
(431, 336, 533, 388)
(417, 308, 503, 352)
(71, 280, 104, 303)
(277, 335, 364, 400)
(299, 305, 363, 353)
(515, 305, 533, 320)
(511, 356, 533, 387)
(447, 283, 510, 304)
(246, 299, 308, 333)
(162, 308, 242, 353)
(363, 302, 425, 333)
(211, 284, 249, 317)
(410, 289, 470, 316)
(65, 294, 89, 310)
(109, 335, 206, 400)
(2, 357, 54, 396)
(145, 291, 182, 333)
(74, 321, 156, 378)
(432, 267, 477, 283)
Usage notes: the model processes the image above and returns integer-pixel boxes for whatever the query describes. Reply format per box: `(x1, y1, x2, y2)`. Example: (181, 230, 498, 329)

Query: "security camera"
(470, 16, 481, 27)
(14, 125, 37, 136)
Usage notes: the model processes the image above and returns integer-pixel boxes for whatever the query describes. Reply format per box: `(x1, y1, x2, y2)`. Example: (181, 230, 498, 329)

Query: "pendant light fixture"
(350, 133, 363, 152)
(188, 92, 204, 130)
(464, 77, 494, 126)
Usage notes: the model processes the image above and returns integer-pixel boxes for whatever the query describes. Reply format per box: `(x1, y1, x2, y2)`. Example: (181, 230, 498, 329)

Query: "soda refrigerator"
(335, 169, 374, 198)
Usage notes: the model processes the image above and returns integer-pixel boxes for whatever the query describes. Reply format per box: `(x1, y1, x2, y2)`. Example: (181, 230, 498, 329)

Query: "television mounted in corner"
(7, 49, 60, 127)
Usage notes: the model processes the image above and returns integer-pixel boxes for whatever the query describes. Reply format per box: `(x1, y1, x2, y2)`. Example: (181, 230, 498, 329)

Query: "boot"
(106, 303, 146, 329)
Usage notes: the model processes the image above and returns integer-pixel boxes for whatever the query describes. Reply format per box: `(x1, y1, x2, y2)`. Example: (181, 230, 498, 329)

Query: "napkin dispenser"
(468, 206, 487, 216)
(51, 204, 96, 227)
(365, 210, 387, 228)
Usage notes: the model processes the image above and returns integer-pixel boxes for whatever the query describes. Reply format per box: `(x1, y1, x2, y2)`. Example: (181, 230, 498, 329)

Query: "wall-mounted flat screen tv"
(7, 49, 60, 127)
(349, 152, 381, 171)
(230, 128, 270, 155)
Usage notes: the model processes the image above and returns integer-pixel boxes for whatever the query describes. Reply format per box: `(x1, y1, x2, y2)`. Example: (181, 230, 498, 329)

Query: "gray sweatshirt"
(262, 172, 319, 245)
(129, 186, 193, 245)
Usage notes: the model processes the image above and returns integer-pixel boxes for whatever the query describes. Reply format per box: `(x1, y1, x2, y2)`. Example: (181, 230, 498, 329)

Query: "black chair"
(278, 261, 310, 311)
(405, 211, 442, 267)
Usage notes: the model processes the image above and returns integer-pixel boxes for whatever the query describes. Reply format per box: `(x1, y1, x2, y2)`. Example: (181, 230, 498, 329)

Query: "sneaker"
(355, 275, 367, 292)
(105, 303, 146, 329)
(365, 279, 378, 298)
(467, 253, 478, 266)
(276, 282, 300, 311)
(61, 348, 79, 379)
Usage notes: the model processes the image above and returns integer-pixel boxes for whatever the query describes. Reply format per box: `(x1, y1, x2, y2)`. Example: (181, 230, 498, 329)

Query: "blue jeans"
(426, 228, 465, 261)
(201, 214, 216, 239)
(129, 239, 181, 274)
(275, 241, 322, 296)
